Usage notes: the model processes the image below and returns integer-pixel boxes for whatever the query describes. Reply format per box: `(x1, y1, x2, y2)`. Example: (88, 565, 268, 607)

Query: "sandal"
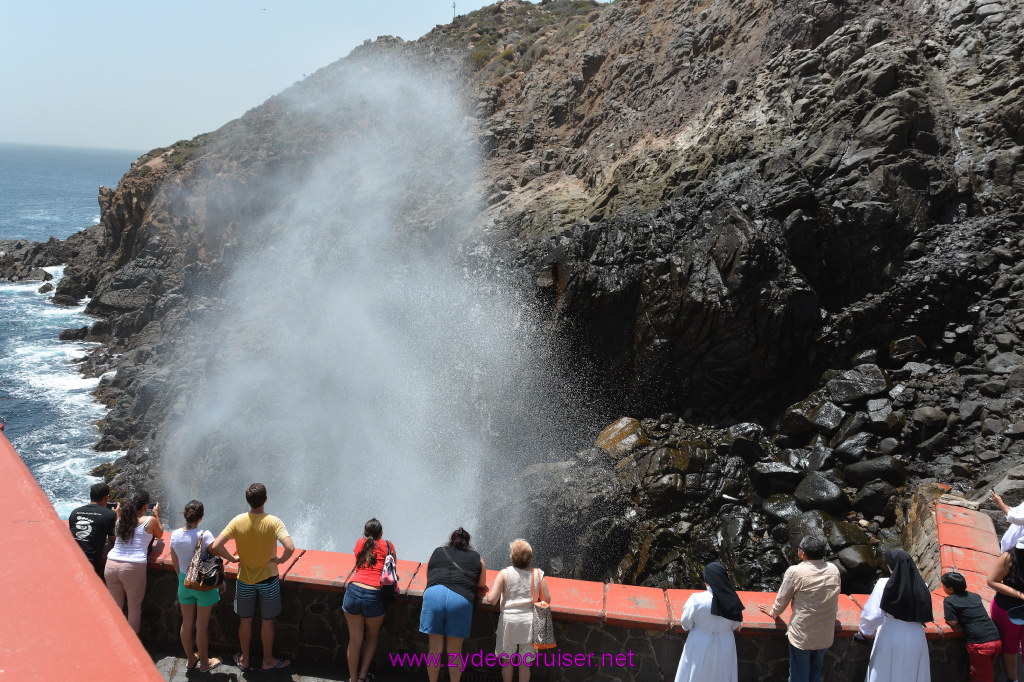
(233, 653, 249, 671)
(199, 657, 221, 673)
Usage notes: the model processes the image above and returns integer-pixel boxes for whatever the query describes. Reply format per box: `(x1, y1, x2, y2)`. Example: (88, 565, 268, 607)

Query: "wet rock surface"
(3, 0, 1024, 590)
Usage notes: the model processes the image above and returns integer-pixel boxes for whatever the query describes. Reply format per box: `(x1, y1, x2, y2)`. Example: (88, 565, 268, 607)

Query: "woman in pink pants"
(104, 489, 163, 632)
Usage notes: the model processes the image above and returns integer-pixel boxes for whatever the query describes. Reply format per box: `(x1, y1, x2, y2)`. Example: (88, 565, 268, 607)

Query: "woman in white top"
(675, 562, 744, 682)
(104, 489, 162, 633)
(857, 549, 932, 682)
(169, 500, 221, 672)
(482, 539, 550, 682)
(990, 491, 1024, 552)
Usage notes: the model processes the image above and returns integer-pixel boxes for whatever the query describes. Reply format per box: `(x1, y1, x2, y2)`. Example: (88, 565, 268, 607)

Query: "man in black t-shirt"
(941, 571, 1002, 682)
(68, 482, 117, 577)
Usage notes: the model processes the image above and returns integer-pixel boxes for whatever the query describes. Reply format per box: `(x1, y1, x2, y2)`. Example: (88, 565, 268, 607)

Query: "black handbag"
(184, 535, 224, 591)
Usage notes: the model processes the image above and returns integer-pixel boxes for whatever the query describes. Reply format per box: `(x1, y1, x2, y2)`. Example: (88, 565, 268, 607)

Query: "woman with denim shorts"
(987, 537, 1024, 681)
(343, 518, 394, 682)
(420, 528, 486, 682)
(169, 500, 222, 673)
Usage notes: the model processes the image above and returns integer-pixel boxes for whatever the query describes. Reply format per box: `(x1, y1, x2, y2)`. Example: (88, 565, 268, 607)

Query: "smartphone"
(106, 503, 117, 510)
(147, 502, 157, 511)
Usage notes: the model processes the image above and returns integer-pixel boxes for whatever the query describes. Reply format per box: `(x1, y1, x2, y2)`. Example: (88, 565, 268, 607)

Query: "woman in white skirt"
(857, 549, 932, 682)
(482, 539, 550, 682)
(675, 561, 744, 682)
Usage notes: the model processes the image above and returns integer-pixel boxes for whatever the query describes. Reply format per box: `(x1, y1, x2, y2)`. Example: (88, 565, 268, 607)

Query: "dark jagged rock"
(852, 479, 898, 517)
(2, 0, 1023, 592)
(762, 494, 804, 523)
(845, 456, 908, 488)
(794, 471, 850, 515)
(826, 365, 890, 404)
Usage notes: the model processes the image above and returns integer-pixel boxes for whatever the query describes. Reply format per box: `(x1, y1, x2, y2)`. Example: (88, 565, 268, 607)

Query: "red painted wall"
(0, 425, 162, 681)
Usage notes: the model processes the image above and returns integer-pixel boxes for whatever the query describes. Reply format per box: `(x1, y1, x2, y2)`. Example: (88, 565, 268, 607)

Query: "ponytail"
(116, 490, 150, 543)
(356, 518, 383, 568)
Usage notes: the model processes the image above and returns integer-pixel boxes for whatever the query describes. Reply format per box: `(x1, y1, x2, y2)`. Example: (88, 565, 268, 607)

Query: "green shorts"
(177, 572, 221, 608)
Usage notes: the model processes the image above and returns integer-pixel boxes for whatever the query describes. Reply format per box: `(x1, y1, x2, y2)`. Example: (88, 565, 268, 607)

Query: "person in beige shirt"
(758, 536, 841, 682)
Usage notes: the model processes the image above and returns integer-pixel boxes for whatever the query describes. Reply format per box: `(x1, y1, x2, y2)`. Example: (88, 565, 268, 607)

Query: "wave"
(0, 266, 118, 517)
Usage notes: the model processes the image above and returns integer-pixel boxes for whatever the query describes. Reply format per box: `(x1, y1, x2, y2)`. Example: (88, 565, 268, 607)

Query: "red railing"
(0, 423, 162, 680)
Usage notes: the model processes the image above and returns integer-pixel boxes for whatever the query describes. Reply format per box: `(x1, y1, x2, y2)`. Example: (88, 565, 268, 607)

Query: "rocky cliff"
(3, 0, 1024, 590)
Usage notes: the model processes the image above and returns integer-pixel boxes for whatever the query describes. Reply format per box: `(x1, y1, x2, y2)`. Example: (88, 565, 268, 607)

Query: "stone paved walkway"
(147, 644, 421, 682)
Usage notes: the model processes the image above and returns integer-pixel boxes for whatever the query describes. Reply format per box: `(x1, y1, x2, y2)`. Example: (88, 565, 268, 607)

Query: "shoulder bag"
(380, 540, 401, 602)
(531, 568, 556, 649)
(184, 533, 224, 591)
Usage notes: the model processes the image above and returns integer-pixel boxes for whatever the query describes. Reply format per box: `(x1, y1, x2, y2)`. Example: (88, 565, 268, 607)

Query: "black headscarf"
(880, 549, 932, 623)
(704, 562, 744, 622)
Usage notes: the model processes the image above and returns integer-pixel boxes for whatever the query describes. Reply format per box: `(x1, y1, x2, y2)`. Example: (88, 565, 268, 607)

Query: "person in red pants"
(942, 572, 1002, 682)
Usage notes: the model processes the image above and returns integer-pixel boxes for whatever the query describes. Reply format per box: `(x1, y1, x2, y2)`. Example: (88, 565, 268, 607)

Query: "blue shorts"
(419, 584, 474, 638)
(343, 583, 386, 618)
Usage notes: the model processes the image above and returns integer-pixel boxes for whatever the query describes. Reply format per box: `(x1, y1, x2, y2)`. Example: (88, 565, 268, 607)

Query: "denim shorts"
(343, 582, 386, 618)
(419, 584, 474, 638)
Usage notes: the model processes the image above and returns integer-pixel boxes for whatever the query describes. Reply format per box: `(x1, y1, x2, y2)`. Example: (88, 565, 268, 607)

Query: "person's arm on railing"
(482, 568, 506, 606)
(208, 534, 240, 563)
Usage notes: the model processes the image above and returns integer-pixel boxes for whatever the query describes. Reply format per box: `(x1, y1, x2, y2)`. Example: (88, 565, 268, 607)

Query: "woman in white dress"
(675, 561, 744, 682)
(857, 549, 932, 682)
(482, 539, 550, 682)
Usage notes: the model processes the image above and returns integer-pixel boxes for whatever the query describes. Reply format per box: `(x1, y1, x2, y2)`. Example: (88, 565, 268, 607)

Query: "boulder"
(763, 494, 804, 523)
(596, 417, 648, 455)
(845, 456, 907, 487)
(794, 472, 850, 515)
(911, 406, 948, 430)
(987, 353, 1024, 375)
(811, 401, 846, 435)
(787, 510, 836, 548)
(834, 432, 874, 463)
(889, 335, 925, 362)
(837, 544, 883, 579)
(59, 326, 90, 341)
(782, 397, 819, 434)
(826, 364, 889, 403)
(752, 461, 804, 493)
(831, 412, 870, 446)
(959, 400, 985, 422)
(728, 423, 766, 463)
(828, 520, 871, 550)
(852, 479, 898, 516)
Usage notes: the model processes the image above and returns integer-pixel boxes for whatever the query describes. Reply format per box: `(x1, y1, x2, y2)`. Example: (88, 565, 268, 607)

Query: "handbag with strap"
(530, 568, 556, 650)
(379, 540, 401, 602)
(443, 547, 480, 606)
(183, 534, 225, 592)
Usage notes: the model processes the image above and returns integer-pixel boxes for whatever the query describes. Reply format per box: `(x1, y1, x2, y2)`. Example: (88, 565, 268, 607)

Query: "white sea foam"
(0, 265, 118, 516)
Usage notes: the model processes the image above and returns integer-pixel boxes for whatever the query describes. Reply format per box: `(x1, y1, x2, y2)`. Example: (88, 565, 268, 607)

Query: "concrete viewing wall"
(0, 422, 1000, 681)
(0, 426, 163, 681)
(137, 489, 1001, 682)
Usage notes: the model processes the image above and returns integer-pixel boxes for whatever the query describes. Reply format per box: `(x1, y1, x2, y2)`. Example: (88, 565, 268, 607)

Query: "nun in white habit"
(857, 549, 932, 682)
(675, 561, 744, 682)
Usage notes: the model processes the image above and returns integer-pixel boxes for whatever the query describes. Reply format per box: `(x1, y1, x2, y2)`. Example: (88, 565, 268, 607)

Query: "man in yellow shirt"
(210, 482, 295, 672)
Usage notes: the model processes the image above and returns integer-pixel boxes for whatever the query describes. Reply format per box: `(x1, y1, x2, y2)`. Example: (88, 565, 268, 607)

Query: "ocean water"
(0, 143, 139, 516)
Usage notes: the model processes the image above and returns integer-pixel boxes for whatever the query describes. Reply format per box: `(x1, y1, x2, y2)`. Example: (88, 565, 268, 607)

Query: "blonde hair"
(510, 539, 533, 569)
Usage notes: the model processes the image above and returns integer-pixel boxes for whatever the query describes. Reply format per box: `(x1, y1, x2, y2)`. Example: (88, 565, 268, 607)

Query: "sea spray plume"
(157, 52, 586, 558)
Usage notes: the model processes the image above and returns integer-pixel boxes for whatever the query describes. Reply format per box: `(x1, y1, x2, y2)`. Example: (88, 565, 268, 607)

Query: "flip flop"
(233, 653, 249, 671)
(199, 657, 221, 673)
(262, 659, 292, 671)
(186, 658, 199, 670)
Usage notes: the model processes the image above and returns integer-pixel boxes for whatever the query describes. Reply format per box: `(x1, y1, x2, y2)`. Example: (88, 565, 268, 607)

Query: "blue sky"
(0, 0, 497, 152)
